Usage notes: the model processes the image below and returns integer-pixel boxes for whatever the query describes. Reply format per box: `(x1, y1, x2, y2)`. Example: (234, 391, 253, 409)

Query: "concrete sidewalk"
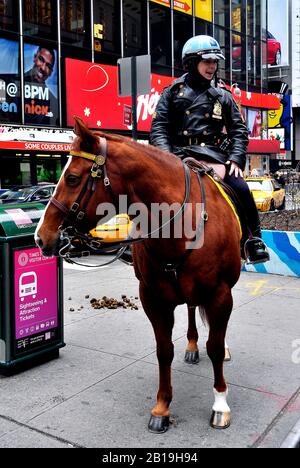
(0, 261, 299, 448)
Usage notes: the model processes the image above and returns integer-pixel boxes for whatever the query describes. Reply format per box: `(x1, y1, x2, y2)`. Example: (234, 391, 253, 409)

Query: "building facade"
(0, 0, 283, 188)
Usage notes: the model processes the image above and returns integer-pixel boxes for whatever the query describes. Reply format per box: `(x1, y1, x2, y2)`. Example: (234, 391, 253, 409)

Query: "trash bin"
(0, 203, 65, 375)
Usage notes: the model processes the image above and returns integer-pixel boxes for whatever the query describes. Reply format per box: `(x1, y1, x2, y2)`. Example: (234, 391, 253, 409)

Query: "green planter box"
(0, 203, 65, 375)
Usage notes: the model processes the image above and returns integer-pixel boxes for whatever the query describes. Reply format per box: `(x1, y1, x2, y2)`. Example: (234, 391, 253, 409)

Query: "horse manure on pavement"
(90, 295, 139, 311)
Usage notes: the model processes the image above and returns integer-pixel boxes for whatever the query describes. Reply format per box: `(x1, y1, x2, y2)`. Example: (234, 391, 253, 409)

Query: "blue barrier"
(243, 231, 300, 277)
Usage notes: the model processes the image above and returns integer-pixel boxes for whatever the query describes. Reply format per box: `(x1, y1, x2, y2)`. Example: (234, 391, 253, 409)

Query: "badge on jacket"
(212, 101, 222, 120)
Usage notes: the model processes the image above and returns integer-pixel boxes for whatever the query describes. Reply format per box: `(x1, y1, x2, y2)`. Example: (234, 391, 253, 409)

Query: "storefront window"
(123, 0, 147, 57)
(60, 0, 90, 48)
(173, 11, 193, 77)
(149, 2, 171, 76)
(247, 0, 254, 36)
(261, 0, 267, 40)
(261, 40, 268, 88)
(231, 0, 244, 33)
(0, 156, 31, 187)
(195, 19, 213, 37)
(23, 0, 57, 40)
(93, 0, 121, 63)
(232, 33, 246, 86)
(214, 26, 231, 83)
(0, 0, 19, 32)
(248, 36, 262, 90)
(37, 156, 62, 183)
(214, 0, 230, 28)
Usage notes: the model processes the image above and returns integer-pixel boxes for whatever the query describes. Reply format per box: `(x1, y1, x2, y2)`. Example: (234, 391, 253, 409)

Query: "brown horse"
(35, 117, 241, 433)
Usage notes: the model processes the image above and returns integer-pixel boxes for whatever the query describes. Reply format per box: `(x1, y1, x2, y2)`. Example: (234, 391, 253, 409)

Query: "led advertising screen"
(0, 38, 21, 123)
(66, 58, 173, 132)
(24, 42, 59, 126)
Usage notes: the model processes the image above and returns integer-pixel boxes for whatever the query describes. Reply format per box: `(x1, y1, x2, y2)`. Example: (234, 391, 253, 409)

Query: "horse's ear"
(73, 116, 96, 142)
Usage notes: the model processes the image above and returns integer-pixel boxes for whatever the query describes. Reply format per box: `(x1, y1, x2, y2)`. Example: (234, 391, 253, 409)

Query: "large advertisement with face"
(267, 0, 289, 67)
(0, 38, 21, 123)
(66, 58, 173, 132)
(24, 42, 59, 126)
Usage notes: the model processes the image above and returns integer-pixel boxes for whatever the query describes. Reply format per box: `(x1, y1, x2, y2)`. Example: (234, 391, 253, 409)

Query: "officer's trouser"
(224, 172, 261, 238)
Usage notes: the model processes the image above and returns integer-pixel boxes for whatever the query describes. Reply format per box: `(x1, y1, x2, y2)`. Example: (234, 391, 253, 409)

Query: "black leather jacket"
(150, 74, 249, 170)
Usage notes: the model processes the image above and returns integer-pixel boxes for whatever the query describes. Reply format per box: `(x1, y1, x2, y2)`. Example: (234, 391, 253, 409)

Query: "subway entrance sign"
(0, 203, 65, 375)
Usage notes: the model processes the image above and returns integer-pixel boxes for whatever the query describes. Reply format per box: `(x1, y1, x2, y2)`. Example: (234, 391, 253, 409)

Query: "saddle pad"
(207, 174, 242, 239)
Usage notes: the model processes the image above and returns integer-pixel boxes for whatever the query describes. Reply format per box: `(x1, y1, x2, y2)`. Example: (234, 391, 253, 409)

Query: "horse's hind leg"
(185, 306, 200, 364)
(140, 283, 175, 434)
(205, 282, 233, 429)
(185, 306, 231, 363)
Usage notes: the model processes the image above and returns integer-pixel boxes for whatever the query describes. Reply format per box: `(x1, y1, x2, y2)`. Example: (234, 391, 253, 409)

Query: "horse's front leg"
(185, 306, 200, 364)
(205, 282, 233, 429)
(140, 283, 175, 434)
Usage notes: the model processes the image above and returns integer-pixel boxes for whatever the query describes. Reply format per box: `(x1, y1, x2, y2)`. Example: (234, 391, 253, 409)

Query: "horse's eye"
(66, 174, 81, 186)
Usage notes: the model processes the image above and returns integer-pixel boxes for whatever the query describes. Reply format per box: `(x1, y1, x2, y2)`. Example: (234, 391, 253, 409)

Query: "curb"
(280, 417, 300, 448)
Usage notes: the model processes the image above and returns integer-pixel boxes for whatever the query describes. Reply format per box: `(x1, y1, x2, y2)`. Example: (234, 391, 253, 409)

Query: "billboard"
(0, 38, 21, 123)
(267, 0, 289, 67)
(268, 95, 292, 151)
(24, 42, 59, 126)
(195, 0, 212, 21)
(66, 58, 173, 132)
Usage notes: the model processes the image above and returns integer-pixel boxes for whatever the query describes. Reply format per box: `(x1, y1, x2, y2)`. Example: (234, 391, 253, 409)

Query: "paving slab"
(25, 360, 284, 449)
(0, 345, 132, 423)
(0, 422, 73, 448)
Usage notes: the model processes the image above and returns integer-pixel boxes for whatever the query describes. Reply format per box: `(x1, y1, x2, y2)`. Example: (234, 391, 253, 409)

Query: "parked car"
(89, 214, 133, 243)
(233, 31, 281, 70)
(89, 214, 134, 263)
(0, 185, 56, 205)
(267, 31, 281, 66)
(245, 177, 285, 212)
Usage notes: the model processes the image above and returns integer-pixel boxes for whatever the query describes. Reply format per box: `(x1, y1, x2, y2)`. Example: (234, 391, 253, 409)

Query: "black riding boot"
(224, 173, 270, 264)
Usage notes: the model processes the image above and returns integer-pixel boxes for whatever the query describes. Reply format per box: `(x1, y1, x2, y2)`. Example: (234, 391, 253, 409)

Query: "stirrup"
(244, 237, 270, 265)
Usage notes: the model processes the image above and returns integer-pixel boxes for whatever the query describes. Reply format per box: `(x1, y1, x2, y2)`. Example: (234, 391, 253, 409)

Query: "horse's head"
(35, 117, 113, 257)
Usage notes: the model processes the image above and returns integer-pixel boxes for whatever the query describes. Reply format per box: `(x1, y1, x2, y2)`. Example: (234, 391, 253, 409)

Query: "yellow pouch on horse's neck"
(207, 175, 242, 239)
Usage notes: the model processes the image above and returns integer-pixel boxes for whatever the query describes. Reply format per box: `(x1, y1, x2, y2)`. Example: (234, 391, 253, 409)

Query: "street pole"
(131, 56, 138, 141)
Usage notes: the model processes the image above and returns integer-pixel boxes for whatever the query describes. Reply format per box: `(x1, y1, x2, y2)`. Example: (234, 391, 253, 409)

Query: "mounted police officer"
(150, 35, 269, 264)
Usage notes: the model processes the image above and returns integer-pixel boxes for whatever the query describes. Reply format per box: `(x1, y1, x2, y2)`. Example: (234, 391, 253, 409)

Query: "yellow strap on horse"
(70, 150, 97, 161)
(207, 175, 242, 239)
(70, 150, 106, 166)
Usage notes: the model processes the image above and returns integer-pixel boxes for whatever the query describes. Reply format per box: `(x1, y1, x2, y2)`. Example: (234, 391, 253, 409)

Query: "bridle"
(48, 136, 205, 269)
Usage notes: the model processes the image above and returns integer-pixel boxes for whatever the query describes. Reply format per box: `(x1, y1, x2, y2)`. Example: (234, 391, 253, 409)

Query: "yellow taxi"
(245, 177, 285, 212)
(89, 214, 133, 243)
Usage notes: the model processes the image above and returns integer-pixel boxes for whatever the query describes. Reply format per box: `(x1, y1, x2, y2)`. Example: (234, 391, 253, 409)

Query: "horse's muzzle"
(35, 232, 67, 258)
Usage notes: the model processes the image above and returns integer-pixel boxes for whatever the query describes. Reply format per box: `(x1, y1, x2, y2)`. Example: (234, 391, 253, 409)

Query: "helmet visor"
(200, 52, 225, 61)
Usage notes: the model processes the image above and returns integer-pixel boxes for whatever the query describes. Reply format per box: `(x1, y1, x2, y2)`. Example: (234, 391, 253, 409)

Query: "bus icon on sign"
(19, 272, 37, 301)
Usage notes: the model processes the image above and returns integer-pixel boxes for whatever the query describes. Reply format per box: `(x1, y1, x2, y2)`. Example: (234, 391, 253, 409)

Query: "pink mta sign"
(14, 248, 58, 340)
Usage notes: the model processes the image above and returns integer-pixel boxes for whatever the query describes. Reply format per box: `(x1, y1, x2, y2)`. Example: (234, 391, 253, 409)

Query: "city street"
(0, 258, 299, 448)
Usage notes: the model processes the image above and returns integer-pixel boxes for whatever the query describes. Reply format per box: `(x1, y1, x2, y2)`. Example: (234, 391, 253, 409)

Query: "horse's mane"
(94, 130, 179, 166)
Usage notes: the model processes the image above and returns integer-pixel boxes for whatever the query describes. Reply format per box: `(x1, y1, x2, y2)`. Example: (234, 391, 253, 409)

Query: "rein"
(50, 137, 208, 269)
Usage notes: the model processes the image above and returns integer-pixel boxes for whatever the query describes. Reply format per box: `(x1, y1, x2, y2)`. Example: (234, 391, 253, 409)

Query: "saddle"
(183, 158, 249, 243)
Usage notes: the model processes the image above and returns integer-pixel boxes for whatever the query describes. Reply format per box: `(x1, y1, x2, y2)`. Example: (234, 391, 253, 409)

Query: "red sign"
(228, 85, 280, 110)
(65, 58, 172, 132)
(248, 139, 281, 154)
(0, 141, 72, 152)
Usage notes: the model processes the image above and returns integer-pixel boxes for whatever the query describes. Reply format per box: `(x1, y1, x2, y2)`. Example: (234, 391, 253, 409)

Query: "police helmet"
(182, 35, 225, 68)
